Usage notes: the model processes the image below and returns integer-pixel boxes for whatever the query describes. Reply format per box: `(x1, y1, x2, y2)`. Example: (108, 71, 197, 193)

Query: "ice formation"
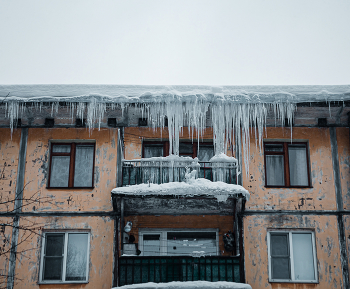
(1, 84, 349, 177)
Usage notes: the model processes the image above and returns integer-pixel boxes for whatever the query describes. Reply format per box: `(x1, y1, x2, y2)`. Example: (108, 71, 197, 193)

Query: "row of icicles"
(3, 99, 296, 177)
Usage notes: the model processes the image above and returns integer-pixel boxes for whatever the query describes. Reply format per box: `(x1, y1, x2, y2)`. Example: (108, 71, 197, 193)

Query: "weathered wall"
(244, 214, 343, 289)
(124, 215, 235, 256)
(244, 127, 337, 211)
(242, 127, 348, 288)
(337, 127, 350, 286)
(337, 127, 350, 210)
(0, 216, 13, 287)
(0, 128, 21, 212)
(22, 128, 118, 212)
(13, 216, 114, 289)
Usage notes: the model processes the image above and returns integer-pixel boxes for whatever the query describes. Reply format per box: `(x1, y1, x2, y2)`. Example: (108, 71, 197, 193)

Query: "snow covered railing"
(121, 155, 237, 186)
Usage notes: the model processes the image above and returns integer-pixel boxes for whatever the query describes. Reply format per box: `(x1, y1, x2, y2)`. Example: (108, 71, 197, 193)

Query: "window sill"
(46, 187, 95, 189)
(265, 186, 313, 189)
(269, 280, 318, 284)
(39, 281, 89, 284)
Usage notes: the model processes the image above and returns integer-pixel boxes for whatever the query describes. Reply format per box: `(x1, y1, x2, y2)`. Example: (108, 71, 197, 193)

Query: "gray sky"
(0, 0, 349, 85)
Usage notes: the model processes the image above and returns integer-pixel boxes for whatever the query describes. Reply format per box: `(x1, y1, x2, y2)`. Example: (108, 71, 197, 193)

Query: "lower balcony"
(118, 256, 241, 286)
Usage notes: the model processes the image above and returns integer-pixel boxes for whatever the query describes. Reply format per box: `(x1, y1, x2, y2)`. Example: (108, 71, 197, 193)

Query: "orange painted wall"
(244, 214, 343, 289)
(13, 216, 114, 289)
(22, 128, 118, 212)
(243, 127, 337, 211)
(0, 216, 13, 287)
(0, 128, 21, 212)
(124, 215, 235, 256)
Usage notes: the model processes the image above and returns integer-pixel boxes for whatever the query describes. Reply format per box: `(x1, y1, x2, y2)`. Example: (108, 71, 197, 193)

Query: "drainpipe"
(330, 127, 349, 289)
(7, 128, 28, 289)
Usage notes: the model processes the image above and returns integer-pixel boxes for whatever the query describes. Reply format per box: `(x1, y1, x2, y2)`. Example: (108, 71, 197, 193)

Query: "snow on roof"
(114, 281, 252, 289)
(0, 84, 349, 103)
(111, 178, 249, 202)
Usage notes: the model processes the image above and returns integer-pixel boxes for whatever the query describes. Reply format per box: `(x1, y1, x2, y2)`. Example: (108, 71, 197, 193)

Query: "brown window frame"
(264, 142, 311, 188)
(48, 142, 96, 189)
(142, 141, 214, 159)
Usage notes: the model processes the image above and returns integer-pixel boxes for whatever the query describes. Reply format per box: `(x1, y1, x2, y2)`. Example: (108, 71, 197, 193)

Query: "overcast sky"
(0, 0, 349, 85)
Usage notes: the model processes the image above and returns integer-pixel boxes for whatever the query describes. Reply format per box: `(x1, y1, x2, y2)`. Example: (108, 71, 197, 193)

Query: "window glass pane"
(167, 232, 216, 256)
(143, 234, 160, 256)
(179, 143, 193, 154)
(144, 145, 164, 158)
(43, 257, 63, 280)
(66, 233, 88, 281)
(265, 144, 283, 152)
(292, 233, 315, 281)
(74, 145, 94, 187)
(271, 258, 290, 279)
(266, 155, 285, 186)
(50, 156, 70, 187)
(45, 234, 64, 256)
(270, 234, 289, 256)
(52, 145, 71, 153)
(198, 145, 214, 161)
(288, 145, 308, 186)
(43, 234, 64, 281)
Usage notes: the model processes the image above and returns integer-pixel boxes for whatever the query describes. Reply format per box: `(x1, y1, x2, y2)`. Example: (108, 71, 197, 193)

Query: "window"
(267, 231, 317, 283)
(39, 232, 90, 283)
(142, 141, 214, 161)
(264, 142, 310, 187)
(48, 143, 95, 188)
(138, 229, 218, 256)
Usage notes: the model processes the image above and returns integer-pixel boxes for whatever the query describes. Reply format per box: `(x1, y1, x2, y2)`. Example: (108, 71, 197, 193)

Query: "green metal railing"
(118, 256, 240, 286)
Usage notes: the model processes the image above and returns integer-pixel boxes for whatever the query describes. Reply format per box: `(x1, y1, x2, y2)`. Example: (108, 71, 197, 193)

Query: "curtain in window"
(74, 145, 94, 187)
(50, 156, 70, 187)
(288, 146, 308, 186)
(292, 233, 315, 280)
(66, 233, 88, 281)
(266, 155, 285, 186)
(197, 146, 214, 161)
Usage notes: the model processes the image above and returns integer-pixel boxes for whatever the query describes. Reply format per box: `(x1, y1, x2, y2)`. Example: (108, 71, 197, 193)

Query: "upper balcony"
(121, 154, 238, 187)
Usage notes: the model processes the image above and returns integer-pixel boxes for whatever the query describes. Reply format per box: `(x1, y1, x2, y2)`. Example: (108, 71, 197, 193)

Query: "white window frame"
(39, 231, 90, 284)
(138, 228, 219, 256)
(267, 230, 318, 283)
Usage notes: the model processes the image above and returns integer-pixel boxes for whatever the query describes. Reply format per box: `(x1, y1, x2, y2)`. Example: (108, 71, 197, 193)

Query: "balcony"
(119, 256, 241, 286)
(121, 155, 237, 186)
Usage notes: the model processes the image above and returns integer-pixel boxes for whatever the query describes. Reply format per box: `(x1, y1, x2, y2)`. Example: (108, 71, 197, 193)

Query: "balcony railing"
(121, 158, 237, 186)
(119, 256, 241, 286)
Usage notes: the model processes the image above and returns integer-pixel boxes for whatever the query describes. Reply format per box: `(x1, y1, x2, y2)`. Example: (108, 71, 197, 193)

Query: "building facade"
(0, 85, 349, 289)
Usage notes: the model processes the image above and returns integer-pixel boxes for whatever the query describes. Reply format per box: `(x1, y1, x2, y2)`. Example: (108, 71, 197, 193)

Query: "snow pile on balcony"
(114, 280, 252, 289)
(209, 153, 237, 163)
(112, 178, 249, 202)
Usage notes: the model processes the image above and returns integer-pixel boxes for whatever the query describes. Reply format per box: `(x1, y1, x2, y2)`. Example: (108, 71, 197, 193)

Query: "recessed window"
(40, 232, 90, 283)
(142, 141, 214, 161)
(268, 231, 317, 283)
(138, 229, 218, 256)
(264, 142, 310, 187)
(48, 143, 95, 188)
